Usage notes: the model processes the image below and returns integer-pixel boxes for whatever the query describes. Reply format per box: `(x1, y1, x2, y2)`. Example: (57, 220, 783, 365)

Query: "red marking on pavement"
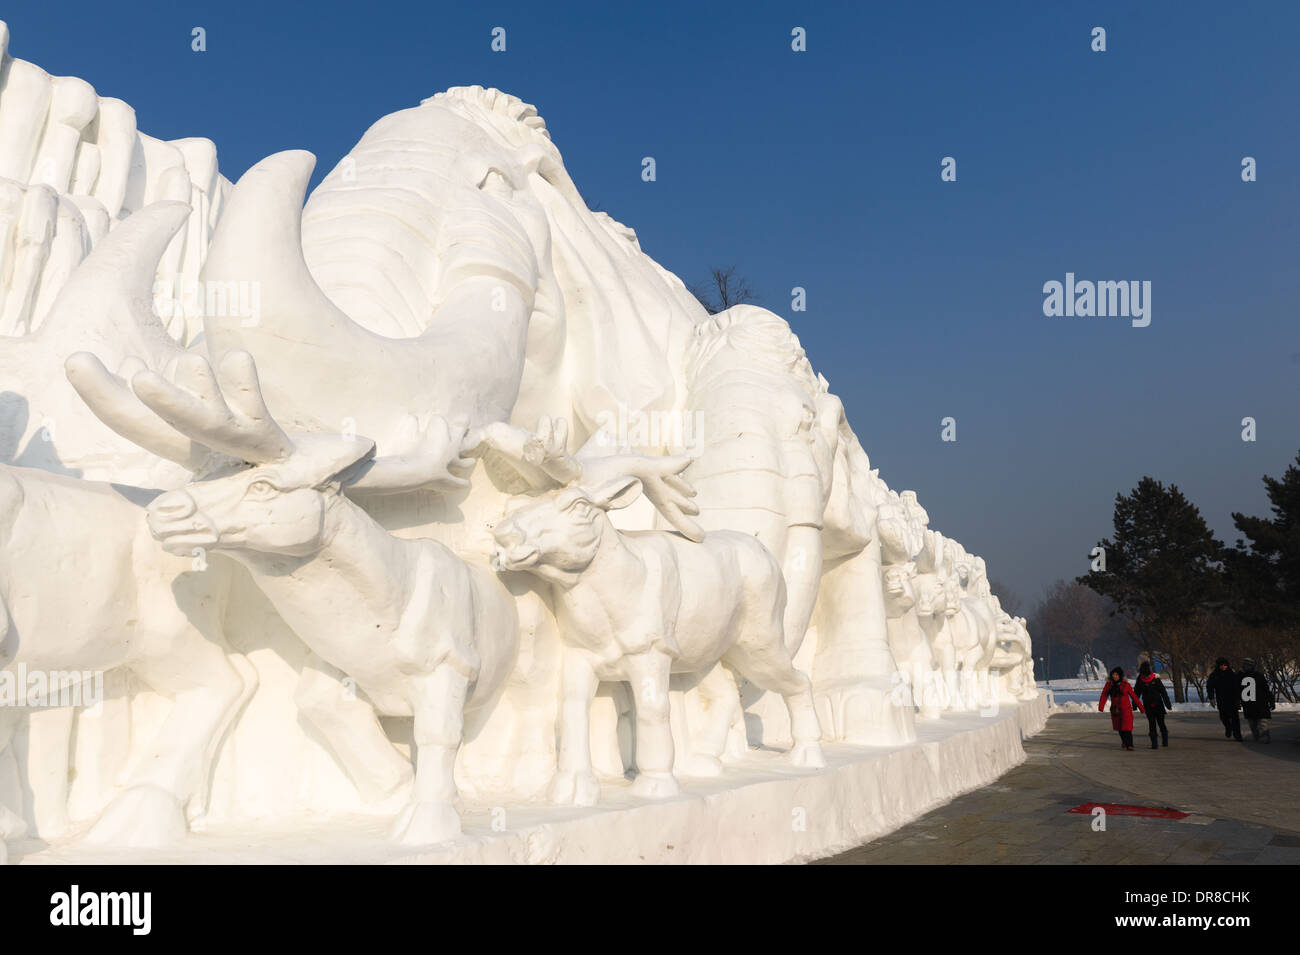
(1066, 802, 1189, 819)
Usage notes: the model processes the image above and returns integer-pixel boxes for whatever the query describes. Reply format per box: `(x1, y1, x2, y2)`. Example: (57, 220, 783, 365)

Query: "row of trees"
(1028, 580, 1130, 682)
(1029, 453, 1300, 703)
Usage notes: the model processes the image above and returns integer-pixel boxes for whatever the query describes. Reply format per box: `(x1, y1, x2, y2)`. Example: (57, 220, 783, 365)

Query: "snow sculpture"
(991, 613, 1037, 701)
(911, 532, 955, 716)
(69, 347, 524, 845)
(492, 473, 824, 805)
(683, 307, 836, 658)
(876, 489, 933, 708)
(0, 20, 225, 341)
(0, 459, 246, 847)
(1079, 655, 1104, 681)
(940, 542, 1000, 710)
(0, 20, 1033, 859)
(808, 436, 919, 744)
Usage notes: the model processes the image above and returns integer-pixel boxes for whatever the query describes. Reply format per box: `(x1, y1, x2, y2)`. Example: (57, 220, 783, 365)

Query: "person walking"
(1238, 658, 1275, 743)
(1206, 657, 1243, 741)
(1098, 665, 1144, 750)
(1133, 660, 1172, 749)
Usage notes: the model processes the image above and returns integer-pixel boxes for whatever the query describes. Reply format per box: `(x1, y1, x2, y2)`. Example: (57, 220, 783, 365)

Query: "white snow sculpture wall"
(0, 22, 1034, 859)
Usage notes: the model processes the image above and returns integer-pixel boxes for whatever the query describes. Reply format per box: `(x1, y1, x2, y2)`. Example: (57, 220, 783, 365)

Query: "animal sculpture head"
(67, 349, 375, 559)
(875, 497, 921, 564)
(148, 433, 374, 559)
(953, 557, 973, 590)
(915, 564, 962, 619)
(686, 306, 818, 395)
(899, 490, 929, 528)
(491, 475, 642, 582)
(882, 562, 917, 615)
(913, 573, 945, 618)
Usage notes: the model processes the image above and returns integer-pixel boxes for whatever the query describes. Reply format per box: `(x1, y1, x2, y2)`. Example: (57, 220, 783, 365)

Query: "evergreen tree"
(1227, 450, 1300, 627)
(1079, 477, 1224, 701)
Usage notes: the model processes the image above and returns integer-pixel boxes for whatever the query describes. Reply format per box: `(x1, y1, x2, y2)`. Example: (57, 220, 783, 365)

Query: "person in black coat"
(1238, 658, 1275, 743)
(1206, 657, 1243, 741)
(1133, 660, 1172, 748)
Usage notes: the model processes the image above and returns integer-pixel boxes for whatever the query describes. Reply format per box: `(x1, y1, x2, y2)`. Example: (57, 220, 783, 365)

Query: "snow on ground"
(1040, 678, 1298, 714)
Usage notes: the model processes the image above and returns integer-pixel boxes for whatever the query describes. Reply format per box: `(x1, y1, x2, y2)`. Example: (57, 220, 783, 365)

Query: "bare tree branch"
(689, 265, 756, 314)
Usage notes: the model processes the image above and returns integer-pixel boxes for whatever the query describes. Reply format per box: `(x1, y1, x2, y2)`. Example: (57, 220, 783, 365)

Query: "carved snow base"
(11, 696, 1047, 865)
(743, 676, 917, 749)
(814, 678, 917, 747)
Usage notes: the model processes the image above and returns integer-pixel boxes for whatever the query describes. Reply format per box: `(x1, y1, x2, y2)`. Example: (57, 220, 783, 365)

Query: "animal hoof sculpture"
(391, 801, 463, 847)
(631, 772, 683, 801)
(0, 24, 1036, 858)
(549, 770, 601, 807)
(791, 741, 828, 770)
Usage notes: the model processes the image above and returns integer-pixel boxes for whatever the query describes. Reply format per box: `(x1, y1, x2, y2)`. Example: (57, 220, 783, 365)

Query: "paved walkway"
(817, 710, 1300, 864)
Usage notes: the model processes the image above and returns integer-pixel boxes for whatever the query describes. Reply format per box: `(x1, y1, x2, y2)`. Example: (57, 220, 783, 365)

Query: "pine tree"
(1079, 477, 1224, 701)
(1228, 450, 1300, 627)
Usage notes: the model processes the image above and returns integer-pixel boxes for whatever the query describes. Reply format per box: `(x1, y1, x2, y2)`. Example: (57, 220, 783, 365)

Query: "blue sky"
(7, 1, 1298, 609)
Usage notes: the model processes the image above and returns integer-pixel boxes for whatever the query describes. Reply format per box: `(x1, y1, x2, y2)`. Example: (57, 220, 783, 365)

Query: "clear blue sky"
(7, 1, 1298, 610)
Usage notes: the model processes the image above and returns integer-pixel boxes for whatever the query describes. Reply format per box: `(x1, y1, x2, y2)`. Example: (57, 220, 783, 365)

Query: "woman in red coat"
(1098, 665, 1145, 750)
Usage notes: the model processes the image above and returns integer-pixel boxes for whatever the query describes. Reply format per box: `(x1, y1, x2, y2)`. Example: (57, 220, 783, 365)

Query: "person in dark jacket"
(1206, 657, 1243, 741)
(1098, 665, 1144, 750)
(1133, 660, 1172, 749)
(1238, 658, 1275, 743)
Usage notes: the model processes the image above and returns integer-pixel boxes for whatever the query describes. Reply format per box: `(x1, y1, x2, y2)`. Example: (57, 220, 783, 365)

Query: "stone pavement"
(816, 710, 1300, 864)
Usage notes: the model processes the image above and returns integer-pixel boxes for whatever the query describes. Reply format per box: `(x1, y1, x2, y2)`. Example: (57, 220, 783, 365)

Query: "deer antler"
(466, 416, 581, 488)
(66, 352, 214, 472)
(344, 414, 476, 496)
(69, 348, 294, 468)
(581, 452, 702, 542)
(129, 350, 295, 464)
(73, 347, 476, 492)
(469, 415, 704, 542)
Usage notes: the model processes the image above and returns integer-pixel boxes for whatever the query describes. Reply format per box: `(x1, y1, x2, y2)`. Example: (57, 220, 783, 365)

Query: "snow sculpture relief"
(493, 472, 825, 805)
(0, 23, 1034, 859)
